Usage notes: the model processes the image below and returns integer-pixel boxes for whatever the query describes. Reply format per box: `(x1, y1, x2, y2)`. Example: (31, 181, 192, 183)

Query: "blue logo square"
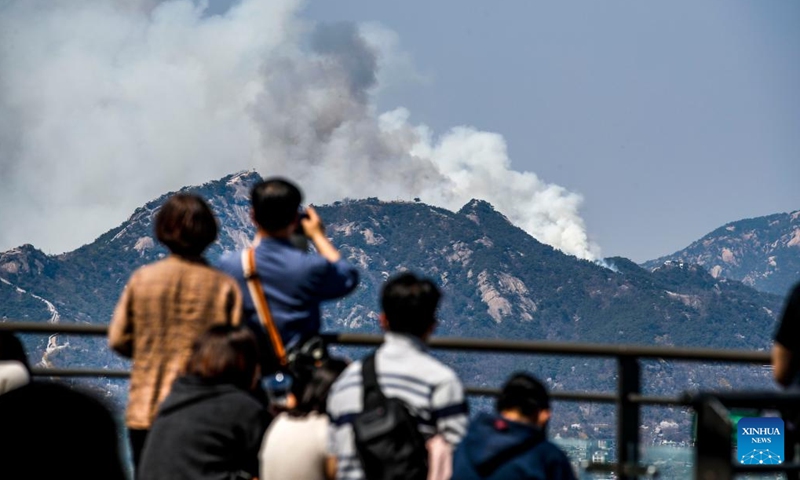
(737, 417, 784, 465)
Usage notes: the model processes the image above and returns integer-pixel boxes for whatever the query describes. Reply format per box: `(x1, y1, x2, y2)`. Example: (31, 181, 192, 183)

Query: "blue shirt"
(217, 238, 359, 351)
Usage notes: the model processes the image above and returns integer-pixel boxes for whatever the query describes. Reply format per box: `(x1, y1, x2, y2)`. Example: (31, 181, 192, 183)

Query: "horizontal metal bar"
(27, 369, 622, 404)
(552, 391, 618, 403)
(733, 463, 800, 473)
(688, 391, 800, 409)
(466, 386, 618, 403)
(463, 386, 500, 397)
(583, 462, 658, 477)
(628, 394, 689, 406)
(0, 321, 108, 335)
(324, 332, 772, 363)
(30, 367, 129, 378)
(1, 321, 773, 363)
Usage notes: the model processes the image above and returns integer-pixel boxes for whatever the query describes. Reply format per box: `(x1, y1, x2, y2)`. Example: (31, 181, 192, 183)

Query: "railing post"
(617, 356, 641, 480)
(694, 396, 733, 480)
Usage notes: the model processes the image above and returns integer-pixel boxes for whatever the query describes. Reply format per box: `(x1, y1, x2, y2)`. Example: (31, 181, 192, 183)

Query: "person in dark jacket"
(138, 325, 271, 480)
(0, 381, 127, 480)
(452, 373, 577, 480)
(772, 282, 800, 479)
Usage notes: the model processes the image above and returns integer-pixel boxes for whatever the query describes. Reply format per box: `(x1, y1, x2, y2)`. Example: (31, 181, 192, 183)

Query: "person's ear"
(379, 313, 389, 332)
(537, 408, 552, 428)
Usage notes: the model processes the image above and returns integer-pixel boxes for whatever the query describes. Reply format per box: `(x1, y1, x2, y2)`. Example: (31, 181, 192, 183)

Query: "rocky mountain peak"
(458, 198, 515, 229)
(0, 244, 51, 277)
(643, 210, 800, 295)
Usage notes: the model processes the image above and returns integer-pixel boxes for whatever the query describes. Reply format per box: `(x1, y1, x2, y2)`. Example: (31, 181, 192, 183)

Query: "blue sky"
(301, 0, 800, 261)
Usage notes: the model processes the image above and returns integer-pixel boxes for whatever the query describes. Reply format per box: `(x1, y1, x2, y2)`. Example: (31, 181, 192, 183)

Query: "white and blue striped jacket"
(327, 332, 469, 480)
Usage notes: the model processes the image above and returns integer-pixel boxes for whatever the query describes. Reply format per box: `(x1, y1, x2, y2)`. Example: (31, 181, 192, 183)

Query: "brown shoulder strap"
(241, 247, 287, 366)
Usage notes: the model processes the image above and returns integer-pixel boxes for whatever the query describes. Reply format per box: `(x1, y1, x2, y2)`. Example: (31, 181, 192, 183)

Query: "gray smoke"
(0, 0, 601, 260)
(311, 22, 378, 101)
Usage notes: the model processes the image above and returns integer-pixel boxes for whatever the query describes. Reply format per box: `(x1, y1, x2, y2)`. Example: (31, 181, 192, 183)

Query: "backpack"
(352, 353, 429, 480)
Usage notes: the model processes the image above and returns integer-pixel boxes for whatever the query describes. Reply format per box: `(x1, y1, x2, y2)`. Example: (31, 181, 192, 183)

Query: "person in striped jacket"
(326, 272, 469, 480)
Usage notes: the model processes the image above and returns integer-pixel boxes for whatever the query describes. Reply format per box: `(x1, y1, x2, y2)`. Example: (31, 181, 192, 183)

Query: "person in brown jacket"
(109, 193, 242, 471)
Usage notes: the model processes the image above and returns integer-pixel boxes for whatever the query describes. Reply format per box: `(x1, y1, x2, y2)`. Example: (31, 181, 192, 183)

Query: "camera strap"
(241, 247, 287, 366)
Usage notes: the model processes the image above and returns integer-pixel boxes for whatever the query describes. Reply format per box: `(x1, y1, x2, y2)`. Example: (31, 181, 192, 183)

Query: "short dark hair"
(185, 325, 260, 391)
(154, 193, 218, 256)
(381, 272, 441, 337)
(251, 178, 303, 232)
(496, 372, 550, 418)
(0, 332, 29, 371)
(291, 358, 348, 417)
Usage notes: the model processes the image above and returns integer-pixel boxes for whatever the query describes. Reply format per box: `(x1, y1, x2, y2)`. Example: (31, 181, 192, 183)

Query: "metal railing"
(0, 320, 780, 479)
(690, 391, 800, 480)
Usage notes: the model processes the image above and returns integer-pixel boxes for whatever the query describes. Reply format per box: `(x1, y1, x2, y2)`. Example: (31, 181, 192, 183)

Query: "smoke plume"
(0, 0, 601, 260)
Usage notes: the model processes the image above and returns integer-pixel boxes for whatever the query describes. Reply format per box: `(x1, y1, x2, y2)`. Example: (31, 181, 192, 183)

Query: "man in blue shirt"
(218, 178, 359, 372)
(452, 373, 576, 480)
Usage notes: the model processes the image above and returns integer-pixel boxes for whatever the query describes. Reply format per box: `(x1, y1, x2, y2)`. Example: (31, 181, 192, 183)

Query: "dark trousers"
(128, 428, 149, 473)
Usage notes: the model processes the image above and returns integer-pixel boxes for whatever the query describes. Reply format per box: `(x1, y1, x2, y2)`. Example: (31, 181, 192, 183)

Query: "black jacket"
(138, 376, 271, 480)
(452, 413, 576, 480)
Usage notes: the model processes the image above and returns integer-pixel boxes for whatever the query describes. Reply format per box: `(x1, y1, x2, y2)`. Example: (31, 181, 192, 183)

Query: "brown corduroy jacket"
(108, 255, 242, 429)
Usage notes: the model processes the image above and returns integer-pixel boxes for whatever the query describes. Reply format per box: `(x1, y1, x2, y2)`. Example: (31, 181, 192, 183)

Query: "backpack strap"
(241, 247, 287, 367)
(475, 430, 542, 477)
(361, 352, 385, 410)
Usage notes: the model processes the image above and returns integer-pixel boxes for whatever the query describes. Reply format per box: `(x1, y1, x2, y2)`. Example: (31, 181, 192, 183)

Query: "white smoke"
(0, 0, 601, 260)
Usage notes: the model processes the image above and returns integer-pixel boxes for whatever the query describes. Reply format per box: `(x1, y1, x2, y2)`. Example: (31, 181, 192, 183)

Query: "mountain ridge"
(0, 171, 786, 445)
(643, 210, 800, 295)
(1, 171, 783, 346)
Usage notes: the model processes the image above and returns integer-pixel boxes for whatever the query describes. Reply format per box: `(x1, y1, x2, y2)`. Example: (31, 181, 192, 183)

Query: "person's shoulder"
(301, 250, 335, 270)
(778, 282, 800, 329)
(126, 258, 170, 282)
(212, 388, 269, 431)
(330, 360, 363, 389)
(0, 381, 110, 414)
(223, 387, 266, 412)
(256, 240, 320, 271)
(418, 350, 463, 386)
(327, 359, 363, 400)
(293, 247, 354, 273)
(0, 361, 29, 394)
(790, 282, 800, 302)
(292, 411, 330, 430)
(165, 256, 241, 284)
(378, 335, 460, 385)
(539, 439, 572, 464)
(327, 257, 358, 274)
(326, 365, 362, 418)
